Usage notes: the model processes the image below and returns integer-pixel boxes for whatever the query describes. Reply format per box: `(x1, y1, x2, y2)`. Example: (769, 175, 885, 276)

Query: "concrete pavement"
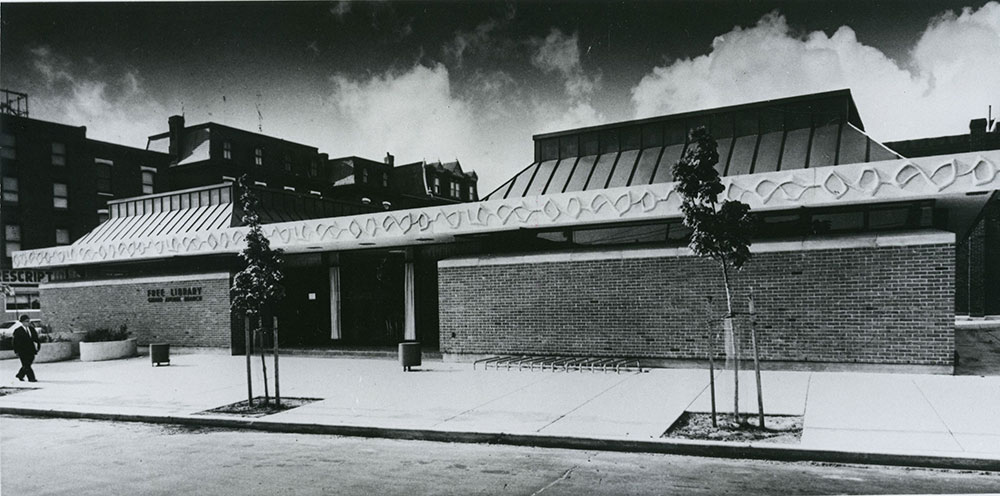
(2, 352, 999, 469)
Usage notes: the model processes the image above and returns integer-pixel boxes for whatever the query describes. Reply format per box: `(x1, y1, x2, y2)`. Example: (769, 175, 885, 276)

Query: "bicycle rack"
(473, 355, 643, 374)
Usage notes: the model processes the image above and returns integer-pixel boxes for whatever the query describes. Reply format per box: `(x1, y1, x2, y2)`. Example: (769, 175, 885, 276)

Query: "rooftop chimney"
(385, 152, 394, 167)
(168, 115, 185, 158)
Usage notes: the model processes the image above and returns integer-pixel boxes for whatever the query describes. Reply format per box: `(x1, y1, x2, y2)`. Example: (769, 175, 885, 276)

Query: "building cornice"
(13, 150, 999, 269)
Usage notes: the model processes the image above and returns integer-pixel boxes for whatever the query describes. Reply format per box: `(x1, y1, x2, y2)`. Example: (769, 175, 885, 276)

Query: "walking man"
(13, 315, 40, 382)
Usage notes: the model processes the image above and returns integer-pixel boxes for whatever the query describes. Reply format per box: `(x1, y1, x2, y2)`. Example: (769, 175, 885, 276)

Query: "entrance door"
(339, 251, 405, 346)
(276, 267, 330, 346)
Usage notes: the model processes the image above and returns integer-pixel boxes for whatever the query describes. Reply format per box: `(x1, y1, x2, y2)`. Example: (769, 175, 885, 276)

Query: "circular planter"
(35, 341, 74, 363)
(57, 331, 89, 356)
(80, 338, 138, 362)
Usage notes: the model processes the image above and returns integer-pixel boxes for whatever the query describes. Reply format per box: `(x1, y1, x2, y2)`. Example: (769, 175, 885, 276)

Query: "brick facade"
(41, 273, 232, 347)
(439, 241, 954, 366)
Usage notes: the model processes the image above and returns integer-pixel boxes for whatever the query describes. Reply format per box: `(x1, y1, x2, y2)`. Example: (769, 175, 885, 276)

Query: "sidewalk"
(2, 353, 998, 470)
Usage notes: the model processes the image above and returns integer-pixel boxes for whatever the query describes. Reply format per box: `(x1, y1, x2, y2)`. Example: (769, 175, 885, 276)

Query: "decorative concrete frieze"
(13, 150, 999, 269)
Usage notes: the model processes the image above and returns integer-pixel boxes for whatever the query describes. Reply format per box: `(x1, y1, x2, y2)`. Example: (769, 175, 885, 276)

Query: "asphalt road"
(2, 416, 998, 495)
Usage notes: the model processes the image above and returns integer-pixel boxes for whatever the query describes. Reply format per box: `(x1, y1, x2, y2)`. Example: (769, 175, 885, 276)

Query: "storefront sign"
(147, 287, 203, 303)
(1, 270, 52, 284)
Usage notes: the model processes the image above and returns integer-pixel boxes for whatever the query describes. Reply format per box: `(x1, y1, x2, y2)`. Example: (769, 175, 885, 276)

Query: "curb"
(3, 407, 999, 472)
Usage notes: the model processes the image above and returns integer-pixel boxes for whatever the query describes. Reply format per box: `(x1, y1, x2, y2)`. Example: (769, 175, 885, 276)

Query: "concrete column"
(404, 261, 416, 341)
(329, 266, 342, 340)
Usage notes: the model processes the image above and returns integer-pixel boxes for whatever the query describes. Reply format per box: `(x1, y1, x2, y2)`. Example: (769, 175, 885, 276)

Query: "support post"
(329, 266, 342, 340)
(749, 290, 765, 429)
(273, 315, 280, 406)
(244, 314, 253, 407)
(403, 259, 416, 341)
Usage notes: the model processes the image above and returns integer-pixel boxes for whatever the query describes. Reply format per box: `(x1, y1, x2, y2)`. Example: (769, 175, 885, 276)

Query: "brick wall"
(41, 273, 232, 347)
(440, 242, 954, 366)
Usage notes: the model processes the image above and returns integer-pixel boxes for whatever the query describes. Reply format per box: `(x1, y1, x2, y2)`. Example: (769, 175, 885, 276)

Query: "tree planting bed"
(197, 397, 321, 418)
(663, 412, 803, 444)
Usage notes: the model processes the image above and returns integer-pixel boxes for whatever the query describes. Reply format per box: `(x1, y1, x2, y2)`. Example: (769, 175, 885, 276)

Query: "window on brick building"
(0, 133, 15, 160)
(5, 224, 21, 256)
(283, 154, 292, 173)
(95, 158, 113, 194)
(468, 185, 476, 200)
(361, 167, 369, 183)
(2, 177, 18, 203)
(142, 171, 155, 194)
(432, 176, 440, 195)
(53, 182, 69, 209)
(382, 172, 388, 188)
(56, 228, 71, 245)
(51, 142, 66, 166)
(450, 182, 460, 198)
(309, 159, 318, 178)
(223, 141, 232, 160)
(254, 147, 263, 166)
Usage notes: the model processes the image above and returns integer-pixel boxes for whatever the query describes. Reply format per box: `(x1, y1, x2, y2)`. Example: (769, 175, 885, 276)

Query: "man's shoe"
(27, 379, 37, 382)
(16, 375, 24, 382)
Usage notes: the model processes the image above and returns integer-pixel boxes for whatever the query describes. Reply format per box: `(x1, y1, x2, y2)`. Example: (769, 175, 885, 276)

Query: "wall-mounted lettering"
(147, 286, 202, 303)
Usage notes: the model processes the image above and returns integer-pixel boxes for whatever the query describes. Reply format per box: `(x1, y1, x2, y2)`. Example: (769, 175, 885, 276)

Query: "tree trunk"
(721, 258, 739, 425)
(273, 316, 280, 406)
(244, 315, 253, 407)
(749, 290, 765, 429)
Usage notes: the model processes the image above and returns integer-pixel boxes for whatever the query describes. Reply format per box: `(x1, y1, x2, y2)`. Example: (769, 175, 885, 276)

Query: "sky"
(2, 1, 999, 192)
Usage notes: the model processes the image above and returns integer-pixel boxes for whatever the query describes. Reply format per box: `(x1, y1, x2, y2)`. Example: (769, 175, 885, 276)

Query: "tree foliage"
(673, 127, 754, 270)
(230, 176, 285, 318)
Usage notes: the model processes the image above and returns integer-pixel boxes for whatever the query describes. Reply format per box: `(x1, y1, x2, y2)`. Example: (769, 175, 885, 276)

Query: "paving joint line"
(911, 378, 964, 452)
(534, 373, 636, 434)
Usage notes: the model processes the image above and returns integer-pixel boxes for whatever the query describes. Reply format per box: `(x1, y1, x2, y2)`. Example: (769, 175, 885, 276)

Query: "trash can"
(398, 342, 421, 371)
(150, 343, 170, 366)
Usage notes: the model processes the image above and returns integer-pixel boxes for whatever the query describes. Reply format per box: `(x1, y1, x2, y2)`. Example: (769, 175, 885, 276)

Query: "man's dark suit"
(13, 322, 40, 382)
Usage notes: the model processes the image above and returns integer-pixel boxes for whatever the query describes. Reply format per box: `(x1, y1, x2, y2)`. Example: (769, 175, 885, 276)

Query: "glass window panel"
(5, 225, 21, 240)
(144, 199, 153, 213)
(53, 183, 68, 196)
(504, 163, 539, 198)
(810, 211, 864, 233)
(869, 140, 900, 161)
(600, 129, 619, 154)
(199, 190, 210, 205)
(220, 187, 231, 204)
(666, 223, 692, 241)
(573, 224, 667, 245)
(631, 147, 662, 185)
(56, 228, 70, 245)
(735, 111, 758, 136)
(587, 152, 619, 190)
(665, 121, 687, 145)
(54, 198, 68, 209)
(621, 126, 641, 150)
(710, 113, 734, 138)
(809, 123, 840, 168)
(539, 139, 559, 161)
(210, 188, 220, 205)
(524, 159, 559, 196)
(2, 177, 18, 202)
(838, 124, 868, 164)
(564, 155, 597, 193)
(559, 136, 578, 158)
(715, 137, 733, 176)
(728, 135, 757, 176)
(5, 242, 20, 257)
(757, 213, 804, 237)
(869, 207, 912, 230)
(642, 124, 663, 147)
(580, 133, 599, 156)
(652, 143, 686, 184)
(607, 149, 640, 188)
(754, 131, 784, 173)
(0, 134, 15, 160)
(780, 128, 811, 171)
(537, 231, 569, 243)
(544, 158, 578, 194)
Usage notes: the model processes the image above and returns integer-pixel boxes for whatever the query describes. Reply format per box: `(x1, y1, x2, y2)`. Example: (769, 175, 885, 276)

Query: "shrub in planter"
(80, 324, 137, 362)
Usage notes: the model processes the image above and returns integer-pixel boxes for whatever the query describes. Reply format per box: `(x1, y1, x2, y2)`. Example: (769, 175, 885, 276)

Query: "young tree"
(230, 176, 285, 407)
(673, 127, 754, 425)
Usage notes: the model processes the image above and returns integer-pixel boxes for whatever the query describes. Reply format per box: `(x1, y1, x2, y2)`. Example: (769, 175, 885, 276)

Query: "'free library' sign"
(147, 287, 203, 303)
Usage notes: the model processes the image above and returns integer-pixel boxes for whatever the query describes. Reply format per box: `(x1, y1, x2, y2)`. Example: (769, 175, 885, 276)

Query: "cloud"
(630, 4, 1000, 141)
(325, 63, 528, 190)
(26, 46, 168, 148)
(529, 29, 605, 133)
(444, 19, 500, 67)
(329, 1, 351, 22)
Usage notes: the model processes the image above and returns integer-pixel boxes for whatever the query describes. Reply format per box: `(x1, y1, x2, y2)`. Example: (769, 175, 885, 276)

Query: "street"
(1, 416, 998, 495)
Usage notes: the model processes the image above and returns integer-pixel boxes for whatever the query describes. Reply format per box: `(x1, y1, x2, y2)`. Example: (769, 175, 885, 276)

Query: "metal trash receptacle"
(150, 343, 170, 366)
(398, 342, 421, 371)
